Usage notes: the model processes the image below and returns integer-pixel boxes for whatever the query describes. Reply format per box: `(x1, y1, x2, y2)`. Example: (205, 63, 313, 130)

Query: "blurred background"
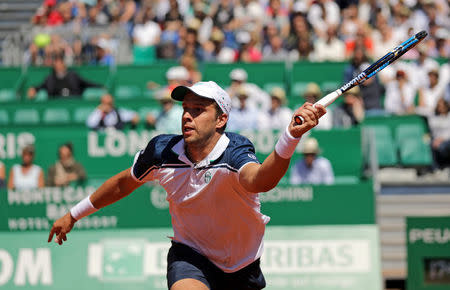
(0, 0, 449, 290)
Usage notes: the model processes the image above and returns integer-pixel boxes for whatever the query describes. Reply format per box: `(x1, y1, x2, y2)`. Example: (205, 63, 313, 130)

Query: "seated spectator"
(146, 90, 183, 134)
(203, 28, 236, 63)
(236, 30, 262, 63)
(333, 87, 365, 128)
(314, 25, 346, 62)
(8, 145, 45, 190)
(0, 161, 5, 188)
(227, 68, 270, 111)
(31, 0, 64, 26)
(181, 55, 202, 84)
(86, 94, 139, 130)
(227, 87, 259, 132)
(384, 69, 416, 115)
(417, 69, 447, 116)
(262, 35, 289, 61)
(27, 55, 101, 99)
(303, 83, 333, 130)
(90, 38, 115, 66)
(307, 0, 340, 39)
(132, 6, 161, 47)
(289, 35, 315, 61)
(47, 143, 87, 187)
(165, 66, 190, 92)
(258, 87, 292, 130)
(428, 98, 450, 168)
(290, 137, 334, 185)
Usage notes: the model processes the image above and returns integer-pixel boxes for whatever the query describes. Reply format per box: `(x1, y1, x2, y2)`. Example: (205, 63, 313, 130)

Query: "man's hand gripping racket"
(294, 31, 428, 125)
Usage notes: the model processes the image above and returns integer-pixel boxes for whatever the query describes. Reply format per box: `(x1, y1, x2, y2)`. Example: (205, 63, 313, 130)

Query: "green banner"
(0, 225, 381, 290)
(0, 181, 374, 232)
(407, 216, 450, 290)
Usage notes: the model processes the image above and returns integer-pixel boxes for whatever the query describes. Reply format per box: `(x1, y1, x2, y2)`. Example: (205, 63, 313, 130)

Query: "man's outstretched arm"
(239, 103, 326, 193)
(48, 168, 143, 245)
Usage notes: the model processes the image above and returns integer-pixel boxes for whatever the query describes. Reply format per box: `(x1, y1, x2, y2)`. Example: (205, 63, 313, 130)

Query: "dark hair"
(60, 142, 74, 154)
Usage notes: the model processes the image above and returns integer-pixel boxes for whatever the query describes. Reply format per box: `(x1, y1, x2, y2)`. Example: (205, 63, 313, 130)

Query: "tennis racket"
(294, 30, 428, 125)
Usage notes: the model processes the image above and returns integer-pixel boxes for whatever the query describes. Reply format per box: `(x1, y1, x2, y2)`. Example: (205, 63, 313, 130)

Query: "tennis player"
(48, 81, 326, 290)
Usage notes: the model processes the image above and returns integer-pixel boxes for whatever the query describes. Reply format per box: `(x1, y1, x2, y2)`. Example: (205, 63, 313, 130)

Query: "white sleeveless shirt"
(12, 164, 42, 189)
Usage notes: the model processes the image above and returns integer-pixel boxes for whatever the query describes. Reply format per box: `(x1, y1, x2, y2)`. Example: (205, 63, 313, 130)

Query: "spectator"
(333, 86, 365, 128)
(227, 87, 259, 132)
(286, 12, 310, 51)
(203, 28, 236, 63)
(258, 87, 292, 130)
(340, 4, 361, 41)
(8, 145, 45, 190)
(146, 90, 183, 134)
(176, 27, 205, 61)
(262, 35, 289, 61)
(47, 143, 87, 187)
(181, 55, 202, 84)
(27, 55, 101, 99)
(345, 24, 374, 59)
(307, 0, 340, 39)
(86, 94, 140, 130)
(384, 69, 416, 115)
(264, 0, 290, 39)
(290, 137, 334, 185)
(428, 98, 450, 168)
(210, 0, 238, 31)
(164, 66, 190, 92)
(31, 0, 64, 26)
(236, 30, 262, 63)
(133, 7, 161, 47)
(344, 47, 384, 111)
(227, 68, 270, 111)
(289, 35, 315, 61)
(234, 0, 264, 33)
(417, 69, 447, 116)
(408, 45, 440, 90)
(0, 161, 5, 188)
(314, 25, 346, 62)
(303, 83, 333, 130)
(90, 38, 115, 66)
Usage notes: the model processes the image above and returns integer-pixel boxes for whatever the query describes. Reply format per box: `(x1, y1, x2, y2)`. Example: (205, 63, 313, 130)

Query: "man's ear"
(216, 113, 228, 129)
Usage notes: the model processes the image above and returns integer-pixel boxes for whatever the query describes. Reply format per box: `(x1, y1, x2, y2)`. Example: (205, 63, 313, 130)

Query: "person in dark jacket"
(27, 55, 101, 99)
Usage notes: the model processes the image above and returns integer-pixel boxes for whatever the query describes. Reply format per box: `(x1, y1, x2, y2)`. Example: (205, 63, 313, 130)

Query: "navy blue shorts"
(167, 241, 266, 290)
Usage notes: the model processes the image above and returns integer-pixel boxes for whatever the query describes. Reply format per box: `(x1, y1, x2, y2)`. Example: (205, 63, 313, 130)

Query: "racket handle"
(294, 90, 342, 125)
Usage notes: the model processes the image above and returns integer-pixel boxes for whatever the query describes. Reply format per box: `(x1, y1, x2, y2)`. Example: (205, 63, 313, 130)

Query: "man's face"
(304, 153, 316, 167)
(181, 93, 224, 147)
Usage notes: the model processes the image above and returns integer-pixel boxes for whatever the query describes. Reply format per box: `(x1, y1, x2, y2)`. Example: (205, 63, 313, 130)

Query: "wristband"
(70, 196, 98, 221)
(275, 126, 301, 159)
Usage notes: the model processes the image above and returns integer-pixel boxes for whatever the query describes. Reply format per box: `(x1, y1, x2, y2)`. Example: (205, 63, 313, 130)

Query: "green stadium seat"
(74, 107, 95, 124)
(365, 125, 398, 167)
(82, 88, 108, 100)
(35, 89, 48, 101)
(13, 109, 40, 125)
(0, 89, 17, 102)
(263, 82, 285, 94)
(115, 85, 142, 99)
(42, 108, 71, 124)
(395, 124, 432, 166)
(291, 82, 309, 98)
(138, 106, 159, 120)
(0, 110, 9, 125)
(133, 45, 156, 64)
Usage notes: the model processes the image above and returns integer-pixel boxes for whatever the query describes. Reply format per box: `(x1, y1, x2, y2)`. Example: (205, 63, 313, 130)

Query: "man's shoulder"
(225, 132, 254, 147)
(150, 134, 183, 151)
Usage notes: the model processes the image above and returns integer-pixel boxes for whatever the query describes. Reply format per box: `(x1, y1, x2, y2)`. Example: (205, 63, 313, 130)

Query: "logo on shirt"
(248, 153, 257, 160)
(204, 171, 212, 183)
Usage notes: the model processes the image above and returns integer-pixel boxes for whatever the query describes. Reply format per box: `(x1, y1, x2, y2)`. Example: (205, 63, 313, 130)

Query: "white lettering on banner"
(0, 250, 14, 286)
(88, 129, 158, 158)
(74, 216, 118, 229)
(239, 130, 304, 155)
(261, 240, 370, 273)
(8, 218, 50, 231)
(409, 228, 450, 244)
(14, 249, 52, 286)
(260, 187, 313, 203)
(0, 132, 35, 159)
(7, 186, 95, 205)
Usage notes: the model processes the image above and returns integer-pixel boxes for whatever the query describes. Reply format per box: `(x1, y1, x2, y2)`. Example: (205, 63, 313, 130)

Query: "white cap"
(229, 68, 248, 81)
(302, 137, 320, 154)
(166, 66, 189, 81)
(171, 81, 232, 115)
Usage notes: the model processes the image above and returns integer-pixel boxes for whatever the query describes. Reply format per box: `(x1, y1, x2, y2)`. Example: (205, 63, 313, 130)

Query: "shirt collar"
(172, 133, 230, 168)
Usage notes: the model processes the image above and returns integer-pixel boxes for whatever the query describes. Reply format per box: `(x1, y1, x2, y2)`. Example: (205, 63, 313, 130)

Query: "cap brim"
(171, 85, 213, 102)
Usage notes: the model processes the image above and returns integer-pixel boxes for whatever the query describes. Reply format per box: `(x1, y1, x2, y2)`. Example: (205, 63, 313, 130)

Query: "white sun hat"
(171, 81, 232, 115)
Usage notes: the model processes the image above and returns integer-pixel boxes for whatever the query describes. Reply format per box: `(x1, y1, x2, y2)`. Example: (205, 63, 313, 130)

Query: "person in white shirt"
(86, 94, 139, 130)
(227, 86, 259, 131)
(417, 69, 447, 116)
(48, 80, 326, 290)
(132, 6, 161, 47)
(384, 69, 416, 115)
(290, 137, 334, 185)
(258, 87, 292, 130)
(314, 25, 346, 62)
(226, 68, 270, 111)
(8, 145, 44, 190)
